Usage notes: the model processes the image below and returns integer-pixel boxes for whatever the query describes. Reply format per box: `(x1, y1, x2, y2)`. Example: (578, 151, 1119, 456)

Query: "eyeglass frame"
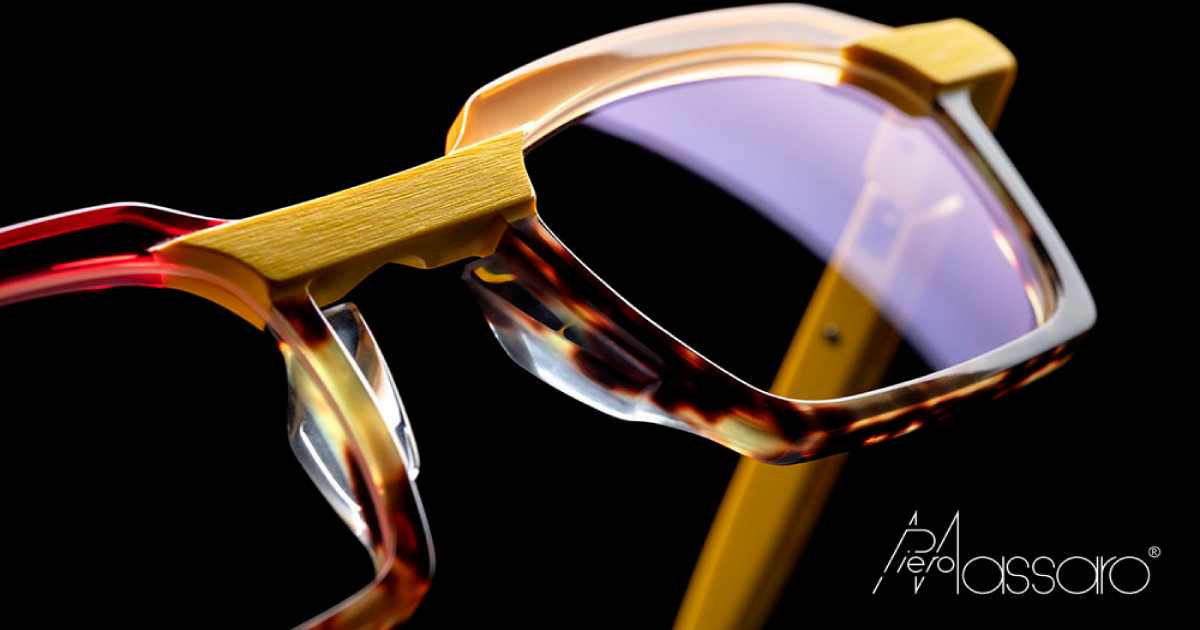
(0, 5, 1095, 628)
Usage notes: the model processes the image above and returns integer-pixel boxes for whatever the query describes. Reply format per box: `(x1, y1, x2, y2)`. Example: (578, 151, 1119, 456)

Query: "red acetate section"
(0, 203, 227, 307)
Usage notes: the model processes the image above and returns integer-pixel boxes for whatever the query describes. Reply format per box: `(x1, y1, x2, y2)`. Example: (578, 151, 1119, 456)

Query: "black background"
(1, 2, 1183, 627)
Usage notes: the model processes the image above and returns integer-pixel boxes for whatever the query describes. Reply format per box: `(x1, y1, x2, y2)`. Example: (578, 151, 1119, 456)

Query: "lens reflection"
(527, 76, 1040, 395)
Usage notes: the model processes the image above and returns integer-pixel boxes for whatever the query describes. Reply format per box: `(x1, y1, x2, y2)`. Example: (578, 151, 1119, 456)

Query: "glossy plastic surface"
(0, 203, 433, 629)
(0, 203, 225, 307)
(465, 203, 1080, 464)
(454, 5, 1093, 464)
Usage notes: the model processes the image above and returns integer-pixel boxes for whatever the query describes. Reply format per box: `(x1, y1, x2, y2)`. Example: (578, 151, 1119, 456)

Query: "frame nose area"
(323, 302, 421, 479)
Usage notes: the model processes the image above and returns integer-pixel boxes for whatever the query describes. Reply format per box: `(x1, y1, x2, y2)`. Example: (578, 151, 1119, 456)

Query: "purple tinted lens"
(527, 76, 1041, 395)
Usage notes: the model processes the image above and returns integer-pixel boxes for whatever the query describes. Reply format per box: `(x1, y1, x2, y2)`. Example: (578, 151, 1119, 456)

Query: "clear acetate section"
(287, 303, 421, 545)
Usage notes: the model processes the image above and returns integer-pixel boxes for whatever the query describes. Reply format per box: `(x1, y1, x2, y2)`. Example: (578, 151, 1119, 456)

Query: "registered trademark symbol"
(1148, 546, 1161, 558)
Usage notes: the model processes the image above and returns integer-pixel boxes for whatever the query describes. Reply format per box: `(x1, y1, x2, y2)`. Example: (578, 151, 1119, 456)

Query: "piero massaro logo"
(873, 512, 1156, 595)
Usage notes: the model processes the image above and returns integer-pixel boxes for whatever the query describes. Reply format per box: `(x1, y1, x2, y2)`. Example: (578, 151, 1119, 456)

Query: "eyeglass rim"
(448, 4, 1095, 461)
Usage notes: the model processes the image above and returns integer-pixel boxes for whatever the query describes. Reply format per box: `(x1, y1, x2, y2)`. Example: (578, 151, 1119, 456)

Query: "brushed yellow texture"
(856, 19, 1013, 84)
(673, 272, 895, 630)
(848, 19, 1016, 127)
(162, 131, 533, 283)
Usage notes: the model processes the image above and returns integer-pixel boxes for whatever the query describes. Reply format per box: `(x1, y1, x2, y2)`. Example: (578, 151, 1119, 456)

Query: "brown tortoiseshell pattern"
(465, 211, 1083, 465)
(276, 295, 434, 629)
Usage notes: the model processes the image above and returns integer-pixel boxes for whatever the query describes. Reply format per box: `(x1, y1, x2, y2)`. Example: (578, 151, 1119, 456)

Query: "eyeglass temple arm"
(674, 18, 1017, 630)
(0, 203, 225, 307)
(673, 199, 902, 630)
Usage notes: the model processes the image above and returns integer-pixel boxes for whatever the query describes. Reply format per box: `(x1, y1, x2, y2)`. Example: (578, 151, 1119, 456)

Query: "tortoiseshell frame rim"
(448, 4, 1096, 463)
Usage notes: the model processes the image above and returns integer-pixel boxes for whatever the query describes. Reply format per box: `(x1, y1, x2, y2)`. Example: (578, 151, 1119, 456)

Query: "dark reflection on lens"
(1, 288, 374, 628)
(527, 76, 1039, 395)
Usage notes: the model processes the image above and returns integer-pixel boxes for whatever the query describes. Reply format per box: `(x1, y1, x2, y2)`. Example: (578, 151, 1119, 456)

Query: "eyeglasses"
(0, 5, 1094, 628)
